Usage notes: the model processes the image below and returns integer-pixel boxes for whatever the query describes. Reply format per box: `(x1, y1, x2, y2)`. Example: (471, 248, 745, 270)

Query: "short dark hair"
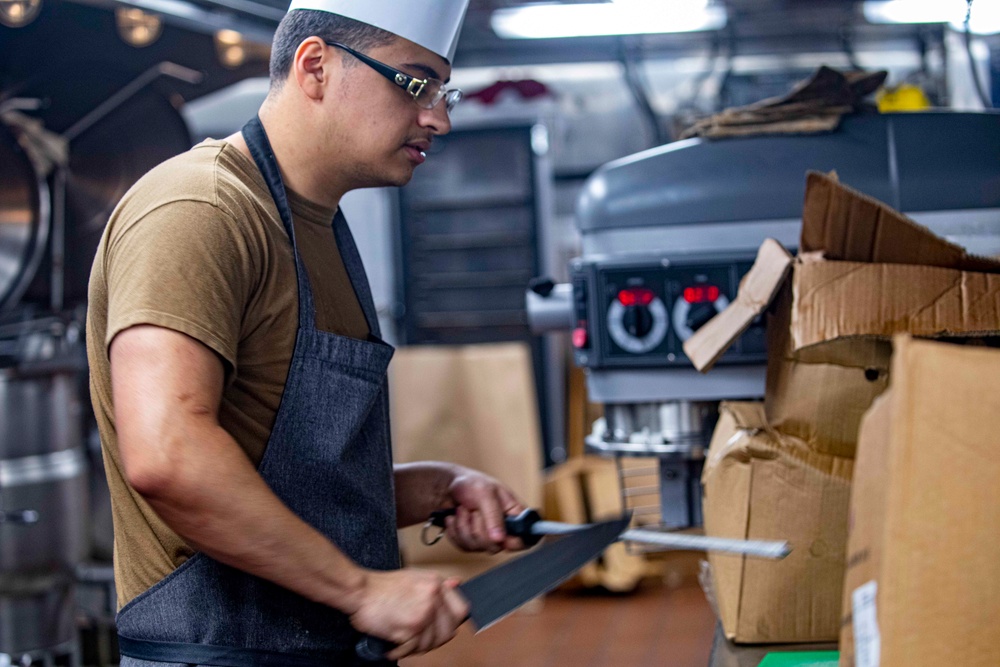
(269, 10, 396, 89)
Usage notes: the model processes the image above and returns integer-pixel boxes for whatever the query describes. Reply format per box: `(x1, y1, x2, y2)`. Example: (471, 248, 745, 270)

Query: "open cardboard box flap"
(802, 171, 1000, 271)
(684, 171, 1000, 371)
(684, 239, 793, 371)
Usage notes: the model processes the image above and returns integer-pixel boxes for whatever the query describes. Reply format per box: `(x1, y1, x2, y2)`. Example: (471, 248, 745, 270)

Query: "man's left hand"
(444, 469, 527, 554)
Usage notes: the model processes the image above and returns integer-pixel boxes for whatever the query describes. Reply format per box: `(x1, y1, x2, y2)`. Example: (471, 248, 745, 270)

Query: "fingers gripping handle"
(355, 612, 475, 662)
(358, 509, 543, 661)
(424, 507, 543, 547)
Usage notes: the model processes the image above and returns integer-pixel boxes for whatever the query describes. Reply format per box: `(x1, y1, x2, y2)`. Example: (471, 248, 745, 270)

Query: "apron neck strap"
(241, 115, 315, 332)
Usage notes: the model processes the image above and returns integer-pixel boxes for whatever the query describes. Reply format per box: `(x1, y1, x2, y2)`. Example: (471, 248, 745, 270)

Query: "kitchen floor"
(401, 580, 718, 667)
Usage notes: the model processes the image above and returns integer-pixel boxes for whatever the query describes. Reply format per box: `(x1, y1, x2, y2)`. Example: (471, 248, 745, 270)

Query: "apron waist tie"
(118, 634, 367, 666)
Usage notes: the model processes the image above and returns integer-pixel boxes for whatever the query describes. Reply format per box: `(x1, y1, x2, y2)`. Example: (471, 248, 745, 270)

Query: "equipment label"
(852, 580, 881, 667)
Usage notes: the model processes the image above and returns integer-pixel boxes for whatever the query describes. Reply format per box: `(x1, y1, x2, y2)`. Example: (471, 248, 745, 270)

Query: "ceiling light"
(864, 0, 1000, 35)
(216, 29, 246, 68)
(0, 0, 42, 27)
(116, 7, 163, 47)
(491, 0, 727, 40)
(958, 1, 1000, 34)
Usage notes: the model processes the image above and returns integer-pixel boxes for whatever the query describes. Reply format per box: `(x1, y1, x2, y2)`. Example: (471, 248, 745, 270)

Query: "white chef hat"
(286, 0, 470, 63)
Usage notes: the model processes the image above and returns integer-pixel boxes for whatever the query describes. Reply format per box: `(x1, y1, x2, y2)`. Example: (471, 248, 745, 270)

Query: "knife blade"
(356, 512, 631, 661)
(425, 508, 791, 560)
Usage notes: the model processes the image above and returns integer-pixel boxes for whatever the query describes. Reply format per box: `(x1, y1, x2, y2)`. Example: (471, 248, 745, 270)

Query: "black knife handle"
(356, 610, 474, 662)
(356, 635, 394, 662)
(428, 507, 543, 547)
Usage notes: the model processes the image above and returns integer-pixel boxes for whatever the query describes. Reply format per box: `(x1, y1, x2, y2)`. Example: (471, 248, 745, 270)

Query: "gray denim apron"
(116, 116, 399, 667)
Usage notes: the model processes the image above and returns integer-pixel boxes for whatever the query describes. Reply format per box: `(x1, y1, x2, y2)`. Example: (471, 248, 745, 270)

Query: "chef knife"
(356, 512, 631, 661)
(424, 508, 791, 560)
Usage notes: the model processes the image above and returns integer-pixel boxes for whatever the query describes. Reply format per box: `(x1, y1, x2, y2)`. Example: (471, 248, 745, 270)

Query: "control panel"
(569, 256, 766, 369)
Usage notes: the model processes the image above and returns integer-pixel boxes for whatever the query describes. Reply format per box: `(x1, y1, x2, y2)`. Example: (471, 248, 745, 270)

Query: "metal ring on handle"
(421, 520, 446, 546)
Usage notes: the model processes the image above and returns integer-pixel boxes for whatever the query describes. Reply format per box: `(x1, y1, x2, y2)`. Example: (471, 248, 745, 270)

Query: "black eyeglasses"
(326, 41, 463, 113)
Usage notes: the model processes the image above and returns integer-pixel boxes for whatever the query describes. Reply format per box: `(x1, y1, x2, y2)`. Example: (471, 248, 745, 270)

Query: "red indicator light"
(572, 327, 588, 349)
(683, 285, 721, 304)
(618, 288, 655, 307)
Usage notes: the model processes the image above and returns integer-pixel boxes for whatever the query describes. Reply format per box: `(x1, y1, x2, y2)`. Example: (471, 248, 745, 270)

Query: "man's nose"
(418, 102, 452, 135)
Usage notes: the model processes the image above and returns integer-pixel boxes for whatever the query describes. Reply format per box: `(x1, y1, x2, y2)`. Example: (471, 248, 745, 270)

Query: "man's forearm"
(393, 462, 460, 528)
(137, 422, 367, 614)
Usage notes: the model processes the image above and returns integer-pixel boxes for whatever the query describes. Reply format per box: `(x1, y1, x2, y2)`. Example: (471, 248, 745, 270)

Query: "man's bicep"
(110, 324, 226, 493)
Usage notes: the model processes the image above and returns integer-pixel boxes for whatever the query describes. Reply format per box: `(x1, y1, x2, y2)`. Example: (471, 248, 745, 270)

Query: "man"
(86, 1, 527, 664)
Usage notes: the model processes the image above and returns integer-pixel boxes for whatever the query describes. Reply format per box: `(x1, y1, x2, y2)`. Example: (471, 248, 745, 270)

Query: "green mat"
(757, 652, 840, 667)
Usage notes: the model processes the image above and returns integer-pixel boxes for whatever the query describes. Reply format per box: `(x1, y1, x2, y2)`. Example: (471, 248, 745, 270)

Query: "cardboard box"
(685, 171, 1000, 458)
(703, 402, 853, 643)
(689, 172, 1000, 645)
(838, 392, 891, 667)
(840, 337, 1000, 667)
(764, 279, 891, 459)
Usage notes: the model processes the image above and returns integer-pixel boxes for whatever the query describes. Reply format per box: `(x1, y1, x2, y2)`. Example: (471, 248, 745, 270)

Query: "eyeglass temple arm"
(327, 41, 423, 91)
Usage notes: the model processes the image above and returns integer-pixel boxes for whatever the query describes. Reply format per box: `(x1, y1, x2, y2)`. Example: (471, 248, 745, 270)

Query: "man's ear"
(292, 37, 332, 100)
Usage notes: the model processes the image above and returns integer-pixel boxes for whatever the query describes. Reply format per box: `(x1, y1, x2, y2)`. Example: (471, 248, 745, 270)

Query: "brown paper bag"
(391, 343, 544, 579)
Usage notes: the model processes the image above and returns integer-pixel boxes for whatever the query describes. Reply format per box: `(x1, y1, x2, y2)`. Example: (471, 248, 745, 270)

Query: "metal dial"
(672, 294, 730, 342)
(607, 297, 669, 353)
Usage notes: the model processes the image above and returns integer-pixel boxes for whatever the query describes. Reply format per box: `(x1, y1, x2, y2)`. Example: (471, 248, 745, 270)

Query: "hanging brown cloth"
(680, 66, 888, 140)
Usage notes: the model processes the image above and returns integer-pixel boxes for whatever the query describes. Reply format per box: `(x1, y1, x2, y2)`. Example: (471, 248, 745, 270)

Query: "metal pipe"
(50, 168, 66, 312)
(525, 282, 574, 334)
(62, 62, 203, 143)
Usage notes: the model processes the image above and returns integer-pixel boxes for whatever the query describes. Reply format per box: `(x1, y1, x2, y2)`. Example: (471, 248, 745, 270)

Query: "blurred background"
(1, 1, 998, 665)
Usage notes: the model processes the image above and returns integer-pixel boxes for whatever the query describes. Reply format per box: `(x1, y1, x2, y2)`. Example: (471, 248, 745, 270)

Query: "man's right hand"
(348, 568, 469, 660)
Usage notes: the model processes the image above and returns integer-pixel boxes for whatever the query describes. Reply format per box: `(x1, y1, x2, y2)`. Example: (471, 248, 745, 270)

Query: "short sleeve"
(104, 200, 256, 372)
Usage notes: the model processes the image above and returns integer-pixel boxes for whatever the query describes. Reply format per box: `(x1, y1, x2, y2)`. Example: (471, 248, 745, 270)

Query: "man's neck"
(227, 100, 346, 211)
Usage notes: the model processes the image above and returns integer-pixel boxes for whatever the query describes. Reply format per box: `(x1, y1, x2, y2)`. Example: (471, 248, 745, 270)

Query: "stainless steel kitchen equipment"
(0, 3, 279, 661)
(0, 71, 194, 664)
(0, 119, 51, 313)
(529, 110, 1000, 534)
(0, 316, 87, 665)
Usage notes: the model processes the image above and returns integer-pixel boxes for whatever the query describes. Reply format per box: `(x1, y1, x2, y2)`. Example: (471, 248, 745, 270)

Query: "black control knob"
(686, 303, 718, 332)
(528, 277, 556, 297)
(623, 305, 654, 338)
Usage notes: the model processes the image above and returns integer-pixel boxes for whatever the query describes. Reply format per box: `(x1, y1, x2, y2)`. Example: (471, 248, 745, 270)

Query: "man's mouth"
(404, 142, 429, 164)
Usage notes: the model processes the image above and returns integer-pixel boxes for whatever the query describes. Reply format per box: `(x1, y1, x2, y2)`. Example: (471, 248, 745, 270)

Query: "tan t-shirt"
(86, 139, 370, 608)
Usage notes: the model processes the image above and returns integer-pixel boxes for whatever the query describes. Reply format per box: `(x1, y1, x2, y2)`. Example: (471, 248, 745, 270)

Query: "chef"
(86, 1, 526, 664)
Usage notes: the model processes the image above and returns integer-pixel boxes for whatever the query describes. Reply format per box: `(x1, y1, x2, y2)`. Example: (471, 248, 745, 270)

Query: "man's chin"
(395, 172, 416, 187)
(352, 161, 416, 190)
(386, 165, 416, 187)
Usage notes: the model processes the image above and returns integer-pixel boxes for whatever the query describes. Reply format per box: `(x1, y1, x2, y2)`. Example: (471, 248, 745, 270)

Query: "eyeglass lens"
(413, 81, 461, 112)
